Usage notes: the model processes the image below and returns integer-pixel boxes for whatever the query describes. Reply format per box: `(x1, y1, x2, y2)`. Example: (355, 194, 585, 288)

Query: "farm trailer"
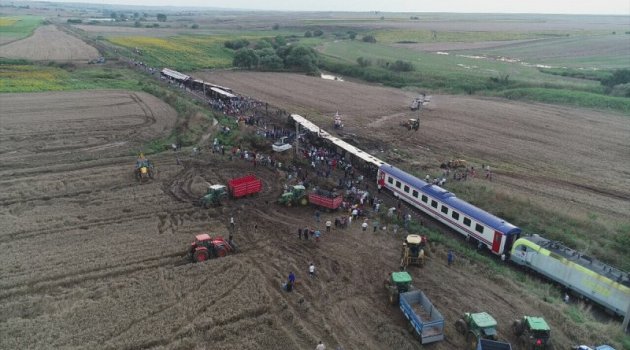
(477, 339, 513, 350)
(228, 175, 262, 198)
(308, 191, 342, 210)
(399, 290, 445, 344)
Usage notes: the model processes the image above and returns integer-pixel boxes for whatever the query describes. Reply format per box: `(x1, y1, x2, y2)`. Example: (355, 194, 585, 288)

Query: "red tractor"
(188, 233, 236, 263)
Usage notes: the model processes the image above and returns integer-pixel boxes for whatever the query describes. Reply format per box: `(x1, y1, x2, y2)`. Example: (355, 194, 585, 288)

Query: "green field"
(470, 34, 630, 69)
(0, 16, 42, 43)
(107, 35, 234, 71)
(319, 40, 602, 89)
(0, 62, 143, 93)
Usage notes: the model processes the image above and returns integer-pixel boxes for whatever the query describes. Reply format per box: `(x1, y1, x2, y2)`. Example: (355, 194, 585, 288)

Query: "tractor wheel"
(215, 247, 227, 258)
(299, 197, 308, 206)
(512, 319, 524, 336)
(455, 319, 468, 335)
(466, 332, 478, 350)
(388, 289, 399, 305)
(193, 249, 209, 263)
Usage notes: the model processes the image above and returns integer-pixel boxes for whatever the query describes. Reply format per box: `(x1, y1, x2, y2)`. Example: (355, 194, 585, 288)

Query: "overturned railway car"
(511, 235, 630, 317)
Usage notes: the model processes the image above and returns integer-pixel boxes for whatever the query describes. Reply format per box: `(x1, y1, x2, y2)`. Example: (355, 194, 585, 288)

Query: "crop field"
(0, 25, 99, 61)
(0, 64, 145, 93)
(108, 35, 240, 71)
(0, 15, 41, 45)
(472, 34, 630, 69)
(1, 7, 629, 350)
(320, 40, 603, 89)
(2, 89, 626, 349)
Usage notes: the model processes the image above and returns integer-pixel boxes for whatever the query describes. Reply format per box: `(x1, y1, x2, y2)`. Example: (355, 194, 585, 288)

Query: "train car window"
(421, 195, 428, 203)
(388, 177, 393, 184)
(440, 205, 448, 214)
(452, 211, 460, 220)
(431, 200, 438, 208)
(396, 181, 401, 188)
(463, 217, 471, 226)
(475, 223, 484, 233)
(412, 190, 418, 198)
(404, 185, 410, 193)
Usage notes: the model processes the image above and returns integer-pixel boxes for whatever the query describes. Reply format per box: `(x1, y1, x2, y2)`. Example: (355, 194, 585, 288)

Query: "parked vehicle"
(188, 233, 236, 263)
(278, 185, 307, 206)
(401, 234, 428, 269)
(456, 312, 499, 349)
(228, 175, 262, 198)
(512, 316, 551, 349)
(272, 136, 292, 152)
(308, 189, 342, 210)
(200, 184, 228, 207)
(384, 271, 413, 305)
(399, 290, 445, 344)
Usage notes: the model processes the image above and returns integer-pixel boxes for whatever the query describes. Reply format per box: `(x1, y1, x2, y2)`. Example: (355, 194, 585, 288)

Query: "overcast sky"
(40, 0, 630, 15)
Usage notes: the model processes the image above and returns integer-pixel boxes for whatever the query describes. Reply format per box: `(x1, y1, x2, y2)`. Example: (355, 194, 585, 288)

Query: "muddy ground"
(0, 88, 622, 349)
(194, 71, 630, 224)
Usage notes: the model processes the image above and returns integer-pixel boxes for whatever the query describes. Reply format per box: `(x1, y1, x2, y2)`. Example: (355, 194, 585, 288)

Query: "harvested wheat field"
(197, 71, 630, 222)
(0, 25, 99, 61)
(0, 87, 621, 349)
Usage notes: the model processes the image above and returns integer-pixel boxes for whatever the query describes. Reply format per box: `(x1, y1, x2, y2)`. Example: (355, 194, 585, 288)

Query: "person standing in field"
(309, 263, 316, 278)
(447, 250, 454, 267)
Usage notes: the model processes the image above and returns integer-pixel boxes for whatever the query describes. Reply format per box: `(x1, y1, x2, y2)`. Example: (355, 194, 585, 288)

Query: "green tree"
(134, 20, 141, 27)
(274, 35, 286, 47)
(254, 39, 273, 50)
(258, 48, 284, 70)
(362, 35, 377, 43)
(272, 23, 280, 30)
(191, 23, 199, 29)
(347, 31, 357, 40)
(313, 29, 323, 37)
(601, 69, 630, 89)
(157, 13, 167, 22)
(285, 45, 319, 74)
(304, 31, 313, 38)
(233, 49, 259, 69)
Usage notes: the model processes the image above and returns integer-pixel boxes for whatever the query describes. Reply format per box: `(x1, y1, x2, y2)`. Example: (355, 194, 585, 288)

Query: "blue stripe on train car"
(380, 164, 520, 236)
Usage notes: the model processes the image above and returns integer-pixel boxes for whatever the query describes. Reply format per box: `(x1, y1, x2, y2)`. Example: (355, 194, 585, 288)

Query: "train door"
(492, 231, 502, 254)
(377, 170, 386, 189)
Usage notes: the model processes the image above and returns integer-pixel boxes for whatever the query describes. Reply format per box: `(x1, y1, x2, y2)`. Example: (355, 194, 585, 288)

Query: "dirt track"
(1, 89, 621, 349)
(0, 25, 99, 61)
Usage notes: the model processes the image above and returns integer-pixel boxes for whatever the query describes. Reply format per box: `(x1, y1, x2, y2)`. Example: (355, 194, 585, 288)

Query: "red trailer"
(308, 191, 343, 210)
(228, 175, 262, 198)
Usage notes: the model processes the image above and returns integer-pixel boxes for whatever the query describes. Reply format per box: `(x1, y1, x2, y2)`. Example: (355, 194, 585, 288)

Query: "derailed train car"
(511, 234, 630, 317)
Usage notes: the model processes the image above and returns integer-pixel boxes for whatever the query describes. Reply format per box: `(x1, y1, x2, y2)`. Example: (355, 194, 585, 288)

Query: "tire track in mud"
(0, 252, 186, 300)
(0, 205, 198, 244)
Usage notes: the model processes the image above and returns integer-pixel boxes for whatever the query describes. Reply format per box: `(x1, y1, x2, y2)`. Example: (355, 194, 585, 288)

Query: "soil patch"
(0, 25, 99, 61)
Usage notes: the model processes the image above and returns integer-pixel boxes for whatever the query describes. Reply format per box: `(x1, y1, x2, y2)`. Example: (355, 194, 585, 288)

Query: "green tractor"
(455, 312, 499, 350)
(200, 184, 228, 208)
(512, 316, 551, 349)
(383, 271, 413, 305)
(278, 185, 308, 207)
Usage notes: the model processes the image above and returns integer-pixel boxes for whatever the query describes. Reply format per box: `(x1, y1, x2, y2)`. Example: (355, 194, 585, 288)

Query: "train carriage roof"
(380, 165, 520, 235)
(161, 68, 190, 81)
(520, 235, 629, 287)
